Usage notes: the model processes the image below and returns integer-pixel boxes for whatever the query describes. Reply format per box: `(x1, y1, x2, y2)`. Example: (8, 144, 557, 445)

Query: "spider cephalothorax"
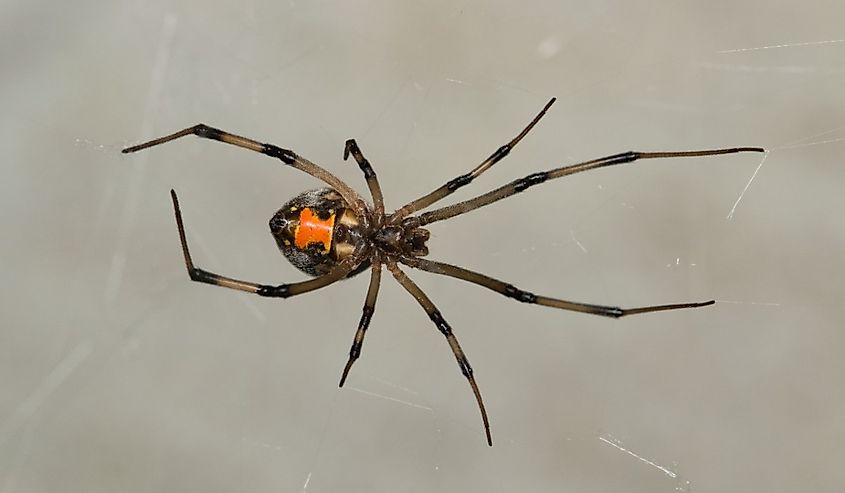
(371, 223, 430, 257)
(123, 99, 763, 446)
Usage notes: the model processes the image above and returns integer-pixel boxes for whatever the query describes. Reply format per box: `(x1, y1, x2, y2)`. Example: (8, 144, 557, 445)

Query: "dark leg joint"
(489, 144, 511, 162)
(446, 173, 473, 191)
(343, 139, 377, 177)
(188, 268, 216, 283)
(359, 306, 374, 327)
(606, 307, 624, 318)
(513, 172, 549, 192)
(358, 160, 376, 179)
(611, 151, 640, 165)
(503, 284, 537, 304)
(428, 309, 452, 336)
(262, 144, 296, 164)
(194, 124, 221, 139)
(348, 342, 362, 359)
(257, 284, 291, 298)
(457, 358, 473, 378)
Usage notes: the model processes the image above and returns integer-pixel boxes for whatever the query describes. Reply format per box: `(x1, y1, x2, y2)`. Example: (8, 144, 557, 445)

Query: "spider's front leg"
(413, 147, 766, 227)
(388, 98, 556, 223)
(400, 256, 715, 317)
(169, 189, 359, 298)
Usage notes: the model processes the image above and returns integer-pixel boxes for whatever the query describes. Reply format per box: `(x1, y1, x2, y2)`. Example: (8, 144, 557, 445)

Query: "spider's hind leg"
(339, 259, 383, 387)
(169, 189, 358, 298)
(344, 139, 385, 221)
(123, 124, 369, 219)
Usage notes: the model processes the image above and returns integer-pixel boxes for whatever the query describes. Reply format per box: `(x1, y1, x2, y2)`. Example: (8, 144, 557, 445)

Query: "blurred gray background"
(2, 1, 843, 492)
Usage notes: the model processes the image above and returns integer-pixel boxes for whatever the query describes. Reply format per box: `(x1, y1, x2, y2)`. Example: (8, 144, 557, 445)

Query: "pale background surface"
(2, 1, 843, 492)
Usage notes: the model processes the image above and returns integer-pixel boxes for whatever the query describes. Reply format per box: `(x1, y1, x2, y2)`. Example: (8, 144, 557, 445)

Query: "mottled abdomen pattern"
(269, 188, 368, 277)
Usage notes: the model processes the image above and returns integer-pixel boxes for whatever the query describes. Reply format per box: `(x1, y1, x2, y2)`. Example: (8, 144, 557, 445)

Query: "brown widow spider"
(123, 98, 763, 446)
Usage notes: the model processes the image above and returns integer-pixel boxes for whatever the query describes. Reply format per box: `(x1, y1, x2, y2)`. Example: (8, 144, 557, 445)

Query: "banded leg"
(386, 260, 492, 446)
(400, 256, 714, 318)
(170, 190, 362, 298)
(339, 259, 383, 387)
(344, 139, 385, 222)
(407, 147, 765, 227)
(388, 98, 556, 224)
(123, 124, 368, 218)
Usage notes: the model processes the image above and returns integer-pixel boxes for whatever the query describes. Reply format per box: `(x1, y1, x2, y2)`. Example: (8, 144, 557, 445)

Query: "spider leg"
(123, 124, 368, 218)
(339, 258, 383, 387)
(408, 147, 765, 227)
(386, 260, 492, 446)
(170, 189, 362, 298)
(388, 98, 556, 224)
(400, 256, 714, 318)
(344, 139, 385, 222)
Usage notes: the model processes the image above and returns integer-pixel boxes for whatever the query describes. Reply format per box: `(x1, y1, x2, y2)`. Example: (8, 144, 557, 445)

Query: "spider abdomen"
(269, 188, 367, 277)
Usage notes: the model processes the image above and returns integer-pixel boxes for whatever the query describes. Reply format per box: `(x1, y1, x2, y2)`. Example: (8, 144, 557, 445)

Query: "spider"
(123, 98, 763, 446)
